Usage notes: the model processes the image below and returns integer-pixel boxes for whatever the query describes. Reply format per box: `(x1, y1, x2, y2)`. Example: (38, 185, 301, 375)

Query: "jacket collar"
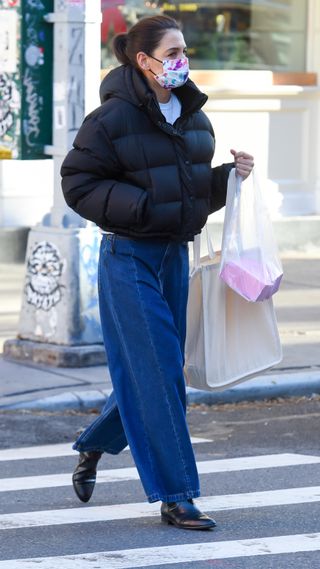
(100, 64, 208, 120)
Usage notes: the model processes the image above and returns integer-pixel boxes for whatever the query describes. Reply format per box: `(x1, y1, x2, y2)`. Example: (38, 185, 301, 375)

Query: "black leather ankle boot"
(161, 499, 216, 530)
(72, 451, 102, 503)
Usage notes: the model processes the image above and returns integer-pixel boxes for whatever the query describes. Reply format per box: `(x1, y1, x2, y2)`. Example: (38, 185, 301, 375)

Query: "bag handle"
(192, 225, 216, 269)
(236, 173, 242, 196)
(193, 170, 243, 269)
(220, 169, 243, 260)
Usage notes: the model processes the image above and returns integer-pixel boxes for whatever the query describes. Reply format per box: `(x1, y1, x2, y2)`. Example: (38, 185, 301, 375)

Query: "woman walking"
(61, 14, 253, 530)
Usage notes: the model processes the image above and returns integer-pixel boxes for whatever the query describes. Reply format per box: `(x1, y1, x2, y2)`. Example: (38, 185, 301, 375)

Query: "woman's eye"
(167, 49, 187, 59)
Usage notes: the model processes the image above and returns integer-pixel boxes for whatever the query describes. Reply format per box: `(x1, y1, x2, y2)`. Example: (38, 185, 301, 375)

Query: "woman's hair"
(113, 15, 180, 67)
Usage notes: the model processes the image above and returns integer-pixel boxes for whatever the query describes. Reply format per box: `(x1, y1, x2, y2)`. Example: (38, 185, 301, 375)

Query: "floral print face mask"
(149, 56, 189, 89)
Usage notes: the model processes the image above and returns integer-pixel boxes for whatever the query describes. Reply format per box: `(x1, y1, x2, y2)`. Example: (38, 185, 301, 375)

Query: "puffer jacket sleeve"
(61, 114, 148, 228)
(209, 162, 234, 213)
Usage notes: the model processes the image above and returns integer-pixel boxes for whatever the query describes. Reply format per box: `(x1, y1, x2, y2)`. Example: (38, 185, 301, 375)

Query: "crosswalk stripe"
(0, 437, 212, 462)
(0, 453, 319, 493)
(0, 533, 320, 568)
(1, 486, 320, 530)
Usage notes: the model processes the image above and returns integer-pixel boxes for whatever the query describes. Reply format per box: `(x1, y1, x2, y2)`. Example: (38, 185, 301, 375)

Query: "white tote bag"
(184, 178, 282, 392)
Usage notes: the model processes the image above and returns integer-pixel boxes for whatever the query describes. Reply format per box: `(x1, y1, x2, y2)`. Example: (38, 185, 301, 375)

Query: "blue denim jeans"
(73, 234, 200, 503)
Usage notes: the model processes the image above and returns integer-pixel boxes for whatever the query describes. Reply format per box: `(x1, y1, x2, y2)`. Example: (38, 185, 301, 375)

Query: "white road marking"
(0, 453, 319, 493)
(0, 486, 320, 530)
(0, 437, 212, 462)
(0, 533, 320, 568)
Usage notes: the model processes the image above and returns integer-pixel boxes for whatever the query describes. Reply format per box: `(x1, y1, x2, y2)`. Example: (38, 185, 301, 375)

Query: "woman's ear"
(136, 52, 150, 71)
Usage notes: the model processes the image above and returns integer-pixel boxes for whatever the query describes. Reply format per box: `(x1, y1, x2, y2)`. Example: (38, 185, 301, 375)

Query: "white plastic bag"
(219, 169, 283, 302)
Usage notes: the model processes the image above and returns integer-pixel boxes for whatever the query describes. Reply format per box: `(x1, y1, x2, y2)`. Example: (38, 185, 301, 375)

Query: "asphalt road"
(0, 396, 320, 568)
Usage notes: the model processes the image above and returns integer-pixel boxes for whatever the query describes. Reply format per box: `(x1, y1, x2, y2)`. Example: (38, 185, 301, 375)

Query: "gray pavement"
(0, 255, 319, 411)
(1, 398, 320, 567)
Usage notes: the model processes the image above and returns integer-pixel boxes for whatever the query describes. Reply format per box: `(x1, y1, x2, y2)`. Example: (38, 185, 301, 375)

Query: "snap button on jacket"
(61, 64, 233, 241)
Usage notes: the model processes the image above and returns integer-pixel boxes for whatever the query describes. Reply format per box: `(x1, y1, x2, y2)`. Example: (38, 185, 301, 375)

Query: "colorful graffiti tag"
(0, 1, 19, 8)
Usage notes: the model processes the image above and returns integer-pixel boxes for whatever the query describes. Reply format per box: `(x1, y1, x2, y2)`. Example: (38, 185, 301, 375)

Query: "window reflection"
(101, 0, 308, 72)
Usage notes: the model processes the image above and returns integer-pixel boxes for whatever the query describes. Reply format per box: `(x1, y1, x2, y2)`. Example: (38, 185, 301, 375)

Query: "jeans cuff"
(147, 489, 201, 504)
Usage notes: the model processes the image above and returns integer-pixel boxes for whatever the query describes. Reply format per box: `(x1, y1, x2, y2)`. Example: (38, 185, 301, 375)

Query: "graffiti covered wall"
(0, 0, 54, 159)
(0, 2, 21, 158)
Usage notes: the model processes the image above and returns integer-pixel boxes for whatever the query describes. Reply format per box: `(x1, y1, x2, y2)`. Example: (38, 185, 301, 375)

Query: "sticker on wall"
(25, 241, 65, 311)
(24, 44, 44, 67)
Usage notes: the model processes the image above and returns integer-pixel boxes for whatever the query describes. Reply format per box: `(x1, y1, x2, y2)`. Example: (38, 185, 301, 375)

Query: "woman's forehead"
(157, 29, 186, 52)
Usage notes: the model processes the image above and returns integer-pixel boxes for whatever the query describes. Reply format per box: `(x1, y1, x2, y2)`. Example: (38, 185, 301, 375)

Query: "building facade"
(101, 0, 320, 218)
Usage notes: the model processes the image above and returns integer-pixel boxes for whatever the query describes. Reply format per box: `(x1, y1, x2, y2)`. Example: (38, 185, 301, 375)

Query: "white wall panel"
(205, 85, 320, 216)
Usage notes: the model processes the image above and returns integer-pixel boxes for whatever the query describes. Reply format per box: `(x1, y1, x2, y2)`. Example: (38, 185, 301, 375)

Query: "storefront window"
(101, 0, 308, 72)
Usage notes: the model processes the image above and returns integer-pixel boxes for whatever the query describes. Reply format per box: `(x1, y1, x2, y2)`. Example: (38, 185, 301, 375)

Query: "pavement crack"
(3, 382, 91, 398)
(223, 411, 320, 425)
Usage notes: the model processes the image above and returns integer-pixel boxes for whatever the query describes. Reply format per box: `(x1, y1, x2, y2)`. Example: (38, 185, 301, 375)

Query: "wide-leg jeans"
(73, 234, 200, 503)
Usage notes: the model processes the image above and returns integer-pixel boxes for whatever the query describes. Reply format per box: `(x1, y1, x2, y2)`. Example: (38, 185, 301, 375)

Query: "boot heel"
(161, 514, 173, 525)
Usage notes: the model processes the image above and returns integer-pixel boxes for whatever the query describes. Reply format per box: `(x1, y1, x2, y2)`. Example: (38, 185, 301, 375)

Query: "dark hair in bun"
(112, 15, 180, 68)
(112, 33, 130, 65)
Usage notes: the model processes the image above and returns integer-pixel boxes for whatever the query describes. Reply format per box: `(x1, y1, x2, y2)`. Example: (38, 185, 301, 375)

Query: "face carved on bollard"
(25, 241, 65, 311)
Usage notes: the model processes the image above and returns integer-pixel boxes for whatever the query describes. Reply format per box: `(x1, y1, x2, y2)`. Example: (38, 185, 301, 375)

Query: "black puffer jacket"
(61, 64, 233, 241)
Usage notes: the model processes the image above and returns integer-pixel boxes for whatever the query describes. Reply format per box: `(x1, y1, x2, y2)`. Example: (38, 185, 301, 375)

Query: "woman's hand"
(230, 149, 254, 180)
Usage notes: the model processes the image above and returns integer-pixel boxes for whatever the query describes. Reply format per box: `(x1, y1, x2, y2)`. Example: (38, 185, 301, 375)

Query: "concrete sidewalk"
(0, 256, 319, 411)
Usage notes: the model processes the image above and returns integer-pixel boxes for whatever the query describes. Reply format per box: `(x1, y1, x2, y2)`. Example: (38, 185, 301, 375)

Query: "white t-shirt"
(159, 92, 182, 125)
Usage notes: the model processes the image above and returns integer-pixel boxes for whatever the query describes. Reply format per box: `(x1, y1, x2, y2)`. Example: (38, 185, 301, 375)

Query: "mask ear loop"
(148, 55, 163, 64)
(145, 54, 163, 77)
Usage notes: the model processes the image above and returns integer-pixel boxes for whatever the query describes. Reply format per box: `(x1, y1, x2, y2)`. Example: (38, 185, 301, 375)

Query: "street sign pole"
(4, 0, 106, 367)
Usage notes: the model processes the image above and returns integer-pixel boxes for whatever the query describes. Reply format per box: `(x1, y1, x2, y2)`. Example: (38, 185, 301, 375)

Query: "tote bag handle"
(193, 170, 242, 269)
(192, 225, 216, 269)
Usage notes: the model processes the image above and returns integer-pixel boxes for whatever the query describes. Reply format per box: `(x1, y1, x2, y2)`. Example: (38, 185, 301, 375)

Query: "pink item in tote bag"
(220, 251, 283, 302)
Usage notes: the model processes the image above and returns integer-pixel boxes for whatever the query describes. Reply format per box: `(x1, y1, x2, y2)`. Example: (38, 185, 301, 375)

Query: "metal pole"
(4, 0, 105, 367)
